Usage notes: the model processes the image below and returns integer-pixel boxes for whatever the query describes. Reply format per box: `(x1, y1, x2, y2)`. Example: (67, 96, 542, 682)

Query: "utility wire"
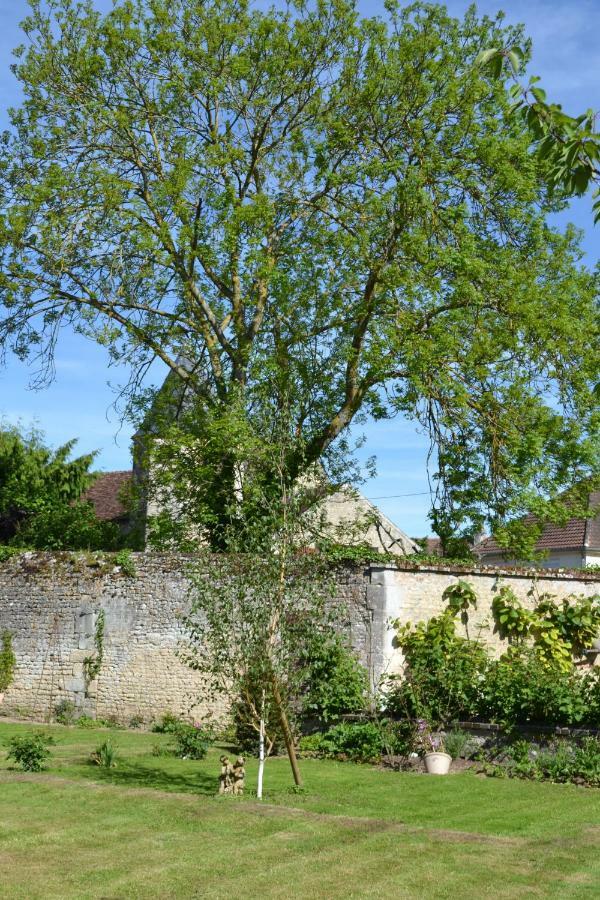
(366, 491, 430, 500)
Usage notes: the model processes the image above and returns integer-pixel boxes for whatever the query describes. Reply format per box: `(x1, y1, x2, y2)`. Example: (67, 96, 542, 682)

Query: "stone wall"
(370, 562, 600, 679)
(0, 552, 598, 724)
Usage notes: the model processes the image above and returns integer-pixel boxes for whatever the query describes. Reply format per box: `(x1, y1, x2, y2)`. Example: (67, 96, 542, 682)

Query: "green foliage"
(491, 587, 600, 669)
(0, 545, 21, 562)
(390, 608, 488, 726)
(151, 742, 172, 758)
(75, 714, 123, 730)
(83, 610, 105, 687)
(75, 715, 100, 729)
(485, 737, 600, 787)
(443, 730, 473, 761)
(90, 738, 118, 769)
(391, 585, 600, 729)
(480, 648, 589, 728)
(1, 4, 598, 548)
(54, 699, 77, 725)
(442, 581, 478, 632)
(476, 46, 600, 223)
(300, 632, 369, 725)
(299, 722, 386, 763)
(0, 630, 16, 693)
(492, 587, 532, 642)
(6, 731, 54, 771)
(0, 425, 104, 547)
(171, 722, 213, 760)
(319, 543, 395, 566)
(14, 501, 122, 552)
(128, 715, 145, 729)
(115, 549, 136, 578)
(151, 713, 184, 734)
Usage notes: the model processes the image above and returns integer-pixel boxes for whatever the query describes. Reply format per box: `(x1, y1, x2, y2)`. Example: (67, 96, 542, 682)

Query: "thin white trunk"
(257, 691, 266, 799)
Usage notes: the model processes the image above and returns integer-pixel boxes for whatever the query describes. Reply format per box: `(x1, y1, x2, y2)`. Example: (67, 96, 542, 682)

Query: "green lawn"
(1, 721, 599, 898)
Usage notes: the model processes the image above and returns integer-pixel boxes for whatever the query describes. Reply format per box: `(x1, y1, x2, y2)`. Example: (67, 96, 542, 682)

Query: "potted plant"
(416, 719, 452, 774)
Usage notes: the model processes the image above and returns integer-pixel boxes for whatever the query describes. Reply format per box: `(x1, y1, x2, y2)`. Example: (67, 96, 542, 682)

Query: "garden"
(3, 575, 600, 897)
(2, 718, 600, 899)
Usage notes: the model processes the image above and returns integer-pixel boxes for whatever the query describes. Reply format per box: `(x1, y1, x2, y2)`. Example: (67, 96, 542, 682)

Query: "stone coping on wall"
(367, 559, 600, 582)
(1, 549, 599, 583)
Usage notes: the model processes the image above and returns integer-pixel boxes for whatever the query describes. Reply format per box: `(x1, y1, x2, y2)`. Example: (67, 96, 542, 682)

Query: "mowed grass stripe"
(1, 722, 600, 898)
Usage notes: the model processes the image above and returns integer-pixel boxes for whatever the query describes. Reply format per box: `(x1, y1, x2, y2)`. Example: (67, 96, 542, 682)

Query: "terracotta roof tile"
(477, 489, 600, 556)
(82, 471, 132, 521)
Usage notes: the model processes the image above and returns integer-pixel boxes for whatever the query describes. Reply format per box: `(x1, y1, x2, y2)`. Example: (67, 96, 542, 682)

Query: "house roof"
(476, 489, 600, 556)
(82, 471, 132, 521)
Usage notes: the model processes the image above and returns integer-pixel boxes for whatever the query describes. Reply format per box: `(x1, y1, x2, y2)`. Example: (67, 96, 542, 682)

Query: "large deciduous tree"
(0, 423, 120, 548)
(0, 0, 598, 549)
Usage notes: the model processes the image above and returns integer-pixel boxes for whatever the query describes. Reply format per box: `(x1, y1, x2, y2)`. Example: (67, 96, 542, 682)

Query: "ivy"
(0, 630, 16, 693)
(83, 610, 105, 687)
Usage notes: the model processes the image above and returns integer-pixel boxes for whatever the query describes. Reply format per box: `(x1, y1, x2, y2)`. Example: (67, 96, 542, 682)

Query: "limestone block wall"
(372, 562, 600, 678)
(0, 552, 598, 723)
(0, 553, 212, 724)
(0, 553, 374, 724)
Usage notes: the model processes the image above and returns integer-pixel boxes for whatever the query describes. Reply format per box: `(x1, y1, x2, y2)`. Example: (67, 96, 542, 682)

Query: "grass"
(1, 721, 600, 898)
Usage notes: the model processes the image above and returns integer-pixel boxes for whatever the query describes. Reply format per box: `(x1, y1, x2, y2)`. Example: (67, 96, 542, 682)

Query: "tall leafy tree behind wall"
(0, 0, 598, 552)
(0, 425, 120, 549)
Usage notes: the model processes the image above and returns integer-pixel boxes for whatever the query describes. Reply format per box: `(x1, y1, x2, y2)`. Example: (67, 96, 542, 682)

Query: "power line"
(366, 491, 430, 500)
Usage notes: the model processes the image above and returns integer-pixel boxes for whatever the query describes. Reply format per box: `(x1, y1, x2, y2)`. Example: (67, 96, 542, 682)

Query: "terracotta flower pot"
(424, 752, 452, 774)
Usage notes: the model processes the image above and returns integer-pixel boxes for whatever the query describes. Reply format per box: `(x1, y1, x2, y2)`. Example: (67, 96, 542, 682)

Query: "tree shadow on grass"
(80, 759, 218, 796)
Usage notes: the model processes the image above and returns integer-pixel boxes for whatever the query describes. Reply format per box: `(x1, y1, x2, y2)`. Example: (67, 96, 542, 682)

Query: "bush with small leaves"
(151, 712, 183, 734)
(6, 732, 54, 771)
(54, 699, 77, 725)
(172, 722, 213, 760)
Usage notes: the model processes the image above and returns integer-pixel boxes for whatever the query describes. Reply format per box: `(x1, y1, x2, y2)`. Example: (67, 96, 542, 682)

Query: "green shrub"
(76, 715, 100, 729)
(0, 545, 21, 562)
(487, 737, 600, 787)
(151, 712, 183, 734)
(298, 732, 325, 754)
(151, 742, 171, 757)
(443, 729, 473, 760)
(304, 722, 384, 762)
(54, 699, 77, 725)
(479, 648, 588, 728)
(386, 612, 488, 725)
(90, 738, 118, 768)
(128, 714, 145, 729)
(115, 549, 136, 577)
(6, 731, 54, 771)
(172, 722, 213, 760)
(300, 633, 369, 724)
(75, 714, 123, 729)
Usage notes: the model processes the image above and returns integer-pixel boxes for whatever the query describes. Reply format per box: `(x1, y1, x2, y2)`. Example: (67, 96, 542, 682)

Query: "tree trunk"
(271, 677, 303, 788)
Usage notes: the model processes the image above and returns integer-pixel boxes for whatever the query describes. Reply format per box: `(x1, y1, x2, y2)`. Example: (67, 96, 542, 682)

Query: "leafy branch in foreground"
(476, 46, 600, 221)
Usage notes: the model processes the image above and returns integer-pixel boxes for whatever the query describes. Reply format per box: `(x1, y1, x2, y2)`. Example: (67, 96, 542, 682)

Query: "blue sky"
(0, 0, 598, 536)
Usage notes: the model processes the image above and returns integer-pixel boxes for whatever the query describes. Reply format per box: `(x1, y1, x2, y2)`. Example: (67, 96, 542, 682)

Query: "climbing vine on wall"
(83, 610, 105, 687)
(491, 587, 600, 670)
(0, 630, 16, 693)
